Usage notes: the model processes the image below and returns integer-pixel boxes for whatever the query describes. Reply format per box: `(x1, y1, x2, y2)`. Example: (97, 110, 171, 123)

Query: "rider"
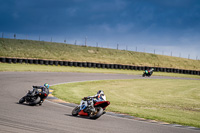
(145, 69, 149, 74)
(88, 90, 106, 102)
(149, 68, 154, 73)
(95, 90, 106, 101)
(32, 83, 50, 105)
(83, 90, 106, 110)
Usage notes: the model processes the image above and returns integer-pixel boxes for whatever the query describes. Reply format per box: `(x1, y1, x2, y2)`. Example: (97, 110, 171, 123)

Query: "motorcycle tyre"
(29, 96, 41, 106)
(72, 106, 80, 116)
(19, 97, 25, 104)
(89, 107, 103, 119)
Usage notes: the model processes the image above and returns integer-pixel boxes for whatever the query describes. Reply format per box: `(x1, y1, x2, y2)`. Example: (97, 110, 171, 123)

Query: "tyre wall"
(0, 57, 199, 75)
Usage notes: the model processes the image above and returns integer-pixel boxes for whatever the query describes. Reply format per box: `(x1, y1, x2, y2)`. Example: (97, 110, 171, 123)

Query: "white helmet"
(97, 90, 104, 95)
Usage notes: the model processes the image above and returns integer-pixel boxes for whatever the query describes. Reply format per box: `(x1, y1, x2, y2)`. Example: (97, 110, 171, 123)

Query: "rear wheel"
(72, 106, 80, 116)
(89, 107, 103, 119)
(19, 97, 25, 104)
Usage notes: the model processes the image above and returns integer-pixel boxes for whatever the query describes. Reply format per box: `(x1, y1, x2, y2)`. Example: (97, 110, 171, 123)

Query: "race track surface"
(0, 72, 199, 133)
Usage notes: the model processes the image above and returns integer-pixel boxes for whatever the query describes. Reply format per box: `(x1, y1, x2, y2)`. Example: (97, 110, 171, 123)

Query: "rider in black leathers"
(32, 83, 49, 105)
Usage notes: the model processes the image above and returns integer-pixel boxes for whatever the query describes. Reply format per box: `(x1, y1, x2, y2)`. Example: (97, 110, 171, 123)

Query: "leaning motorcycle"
(72, 97, 110, 119)
(143, 69, 154, 77)
(19, 87, 46, 106)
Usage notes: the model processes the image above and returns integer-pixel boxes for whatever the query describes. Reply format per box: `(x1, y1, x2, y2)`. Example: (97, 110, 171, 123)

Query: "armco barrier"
(0, 57, 199, 76)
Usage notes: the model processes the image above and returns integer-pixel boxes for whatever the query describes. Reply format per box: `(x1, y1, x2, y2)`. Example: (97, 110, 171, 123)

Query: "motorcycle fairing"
(94, 101, 110, 109)
(78, 110, 88, 116)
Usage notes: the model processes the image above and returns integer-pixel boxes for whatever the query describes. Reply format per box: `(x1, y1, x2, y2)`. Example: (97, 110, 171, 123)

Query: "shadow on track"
(16, 102, 41, 107)
(64, 114, 98, 120)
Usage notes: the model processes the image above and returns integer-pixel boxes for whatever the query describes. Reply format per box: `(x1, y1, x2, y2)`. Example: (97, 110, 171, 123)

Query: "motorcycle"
(72, 97, 110, 119)
(19, 87, 47, 106)
(143, 68, 154, 77)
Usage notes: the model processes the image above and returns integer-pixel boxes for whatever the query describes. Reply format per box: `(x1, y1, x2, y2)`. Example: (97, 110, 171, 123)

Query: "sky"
(0, 0, 200, 59)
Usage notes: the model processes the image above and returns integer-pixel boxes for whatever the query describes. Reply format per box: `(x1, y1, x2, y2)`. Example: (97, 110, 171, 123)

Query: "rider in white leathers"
(90, 90, 106, 102)
(80, 90, 106, 112)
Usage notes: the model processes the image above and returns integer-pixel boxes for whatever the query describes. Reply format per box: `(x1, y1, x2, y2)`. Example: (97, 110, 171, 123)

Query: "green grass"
(0, 63, 200, 79)
(1, 38, 200, 70)
(51, 79, 200, 128)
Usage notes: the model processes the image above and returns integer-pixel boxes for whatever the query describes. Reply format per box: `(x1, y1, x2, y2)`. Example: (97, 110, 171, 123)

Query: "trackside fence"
(0, 57, 199, 75)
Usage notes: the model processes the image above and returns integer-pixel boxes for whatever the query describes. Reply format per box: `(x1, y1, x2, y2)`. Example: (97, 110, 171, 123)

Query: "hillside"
(0, 38, 199, 70)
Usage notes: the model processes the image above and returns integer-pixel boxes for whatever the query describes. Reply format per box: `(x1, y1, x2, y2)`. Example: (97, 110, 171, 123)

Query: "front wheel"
(89, 107, 103, 119)
(72, 106, 80, 116)
(19, 97, 25, 104)
(29, 96, 41, 105)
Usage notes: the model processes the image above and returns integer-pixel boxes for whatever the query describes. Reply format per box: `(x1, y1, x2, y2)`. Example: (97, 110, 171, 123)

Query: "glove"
(82, 97, 86, 100)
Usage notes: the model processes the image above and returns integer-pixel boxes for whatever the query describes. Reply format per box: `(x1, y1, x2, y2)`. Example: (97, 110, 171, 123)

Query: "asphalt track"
(0, 72, 199, 133)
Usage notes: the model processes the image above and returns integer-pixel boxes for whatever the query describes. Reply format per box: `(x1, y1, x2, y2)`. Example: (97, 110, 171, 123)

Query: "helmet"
(97, 90, 104, 95)
(44, 83, 49, 88)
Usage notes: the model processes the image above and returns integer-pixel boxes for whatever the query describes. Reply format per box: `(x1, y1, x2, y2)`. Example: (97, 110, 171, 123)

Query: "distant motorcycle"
(72, 97, 110, 119)
(19, 87, 47, 106)
(143, 68, 154, 77)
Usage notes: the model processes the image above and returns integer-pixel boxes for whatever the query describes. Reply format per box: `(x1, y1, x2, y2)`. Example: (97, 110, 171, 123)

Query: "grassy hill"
(0, 38, 200, 70)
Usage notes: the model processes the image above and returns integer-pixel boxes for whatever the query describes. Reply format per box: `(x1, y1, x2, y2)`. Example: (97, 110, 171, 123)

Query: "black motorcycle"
(19, 87, 46, 106)
(142, 68, 154, 77)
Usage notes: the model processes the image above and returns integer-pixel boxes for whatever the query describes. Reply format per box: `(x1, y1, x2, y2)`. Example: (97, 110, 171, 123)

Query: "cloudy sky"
(0, 0, 200, 59)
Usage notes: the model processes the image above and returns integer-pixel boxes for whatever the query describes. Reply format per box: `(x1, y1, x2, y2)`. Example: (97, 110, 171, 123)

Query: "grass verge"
(0, 63, 200, 79)
(51, 79, 200, 128)
(1, 38, 200, 70)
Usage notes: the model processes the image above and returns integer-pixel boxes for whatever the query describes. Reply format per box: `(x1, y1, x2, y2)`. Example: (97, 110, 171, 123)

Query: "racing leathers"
(86, 93, 106, 106)
(91, 93, 106, 102)
(32, 86, 49, 104)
